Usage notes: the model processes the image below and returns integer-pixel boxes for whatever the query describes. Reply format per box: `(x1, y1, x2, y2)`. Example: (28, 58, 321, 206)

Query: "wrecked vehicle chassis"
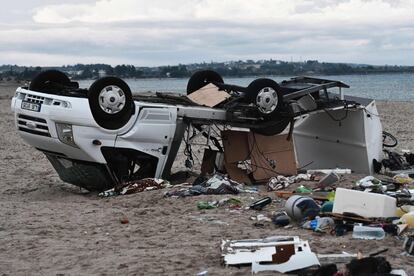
(11, 71, 383, 191)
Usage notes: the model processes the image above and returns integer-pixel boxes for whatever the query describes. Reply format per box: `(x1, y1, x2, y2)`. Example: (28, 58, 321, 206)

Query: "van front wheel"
(88, 77, 134, 130)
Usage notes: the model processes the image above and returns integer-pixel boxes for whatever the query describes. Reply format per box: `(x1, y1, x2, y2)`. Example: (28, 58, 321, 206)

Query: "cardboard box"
(248, 132, 297, 181)
(187, 83, 230, 107)
(221, 130, 297, 183)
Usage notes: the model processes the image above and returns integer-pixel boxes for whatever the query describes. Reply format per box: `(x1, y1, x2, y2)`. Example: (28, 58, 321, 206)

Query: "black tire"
(247, 78, 283, 117)
(29, 70, 72, 93)
(253, 117, 291, 136)
(383, 131, 397, 148)
(186, 70, 224, 94)
(88, 77, 133, 130)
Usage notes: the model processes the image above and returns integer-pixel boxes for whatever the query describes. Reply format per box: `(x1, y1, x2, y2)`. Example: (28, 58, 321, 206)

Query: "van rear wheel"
(247, 78, 283, 118)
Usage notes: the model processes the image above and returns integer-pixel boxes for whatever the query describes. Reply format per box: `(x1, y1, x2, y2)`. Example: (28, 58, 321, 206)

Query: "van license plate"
(21, 101, 41, 112)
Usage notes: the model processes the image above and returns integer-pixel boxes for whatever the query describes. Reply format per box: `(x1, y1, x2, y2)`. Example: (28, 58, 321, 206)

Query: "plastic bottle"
(352, 225, 385, 240)
(401, 211, 414, 228)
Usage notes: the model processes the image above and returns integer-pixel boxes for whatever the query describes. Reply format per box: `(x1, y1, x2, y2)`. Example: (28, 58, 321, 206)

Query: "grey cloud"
(0, 1, 414, 65)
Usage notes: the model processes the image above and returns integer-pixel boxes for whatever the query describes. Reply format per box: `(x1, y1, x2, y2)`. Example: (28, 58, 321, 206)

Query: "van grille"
(24, 94, 46, 104)
(17, 114, 51, 137)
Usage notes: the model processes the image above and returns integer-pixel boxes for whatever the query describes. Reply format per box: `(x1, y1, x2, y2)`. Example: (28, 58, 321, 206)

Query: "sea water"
(78, 73, 414, 101)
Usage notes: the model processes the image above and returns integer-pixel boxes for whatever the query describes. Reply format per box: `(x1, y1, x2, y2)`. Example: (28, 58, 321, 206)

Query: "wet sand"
(1, 82, 414, 275)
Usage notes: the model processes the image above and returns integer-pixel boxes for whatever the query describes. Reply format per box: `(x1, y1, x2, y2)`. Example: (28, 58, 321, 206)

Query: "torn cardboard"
(187, 83, 230, 107)
(221, 130, 297, 183)
(248, 132, 297, 181)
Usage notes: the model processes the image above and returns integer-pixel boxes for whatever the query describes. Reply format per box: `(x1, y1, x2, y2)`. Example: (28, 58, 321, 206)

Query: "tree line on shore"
(1, 60, 414, 81)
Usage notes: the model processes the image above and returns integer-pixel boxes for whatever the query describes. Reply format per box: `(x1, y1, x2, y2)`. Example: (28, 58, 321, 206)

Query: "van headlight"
(56, 123, 78, 148)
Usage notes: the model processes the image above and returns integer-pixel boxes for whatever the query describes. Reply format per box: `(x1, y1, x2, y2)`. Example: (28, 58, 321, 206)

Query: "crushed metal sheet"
(221, 236, 320, 273)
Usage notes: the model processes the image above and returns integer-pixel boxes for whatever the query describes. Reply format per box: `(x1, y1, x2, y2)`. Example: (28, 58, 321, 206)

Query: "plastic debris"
(318, 172, 339, 188)
(197, 201, 217, 210)
(401, 211, 414, 228)
(320, 201, 334, 213)
(272, 212, 290, 227)
(99, 178, 169, 197)
(356, 176, 382, 189)
(393, 173, 414, 185)
(302, 217, 335, 232)
(221, 236, 320, 273)
(403, 235, 414, 255)
(249, 197, 272, 210)
(307, 168, 351, 175)
(352, 225, 385, 240)
(285, 195, 320, 221)
(165, 173, 245, 197)
(295, 185, 312, 193)
(267, 174, 313, 191)
(251, 214, 272, 222)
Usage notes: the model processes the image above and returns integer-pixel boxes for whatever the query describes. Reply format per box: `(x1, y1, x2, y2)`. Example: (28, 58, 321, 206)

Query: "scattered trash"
(267, 174, 313, 191)
(390, 269, 408, 276)
(356, 175, 381, 189)
(352, 225, 385, 240)
(346, 256, 391, 275)
(221, 236, 320, 273)
(302, 217, 335, 232)
(99, 178, 169, 197)
(249, 197, 272, 210)
(393, 173, 414, 185)
(120, 216, 129, 224)
(307, 168, 351, 175)
(197, 201, 217, 210)
(317, 171, 339, 189)
(272, 211, 290, 227)
(403, 235, 414, 255)
(165, 174, 244, 197)
(316, 252, 358, 265)
(197, 197, 243, 210)
(285, 195, 320, 221)
(401, 211, 414, 228)
(332, 188, 396, 218)
(196, 270, 208, 276)
(295, 185, 312, 193)
(320, 201, 334, 213)
(251, 214, 272, 222)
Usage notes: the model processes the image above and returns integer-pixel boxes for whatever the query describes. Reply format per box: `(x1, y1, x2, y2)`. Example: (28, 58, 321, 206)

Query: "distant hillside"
(1, 59, 414, 81)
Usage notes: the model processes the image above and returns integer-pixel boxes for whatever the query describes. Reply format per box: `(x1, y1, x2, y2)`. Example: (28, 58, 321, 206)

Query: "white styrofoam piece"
(332, 188, 396, 218)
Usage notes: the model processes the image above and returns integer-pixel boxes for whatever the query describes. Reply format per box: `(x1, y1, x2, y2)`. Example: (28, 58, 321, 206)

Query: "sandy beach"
(1, 82, 414, 275)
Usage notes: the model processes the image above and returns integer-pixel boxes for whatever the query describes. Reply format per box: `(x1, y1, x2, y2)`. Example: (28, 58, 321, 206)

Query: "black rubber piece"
(88, 77, 133, 130)
(247, 78, 283, 117)
(29, 70, 72, 93)
(186, 70, 224, 94)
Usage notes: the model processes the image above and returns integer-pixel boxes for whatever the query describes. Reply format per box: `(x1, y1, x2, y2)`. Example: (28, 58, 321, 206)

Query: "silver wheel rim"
(98, 85, 126, 114)
(256, 87, 278, 114)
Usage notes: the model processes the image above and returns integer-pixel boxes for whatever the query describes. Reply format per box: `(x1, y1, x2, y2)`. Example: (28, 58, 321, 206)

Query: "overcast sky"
(0, 0, 413, 66)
